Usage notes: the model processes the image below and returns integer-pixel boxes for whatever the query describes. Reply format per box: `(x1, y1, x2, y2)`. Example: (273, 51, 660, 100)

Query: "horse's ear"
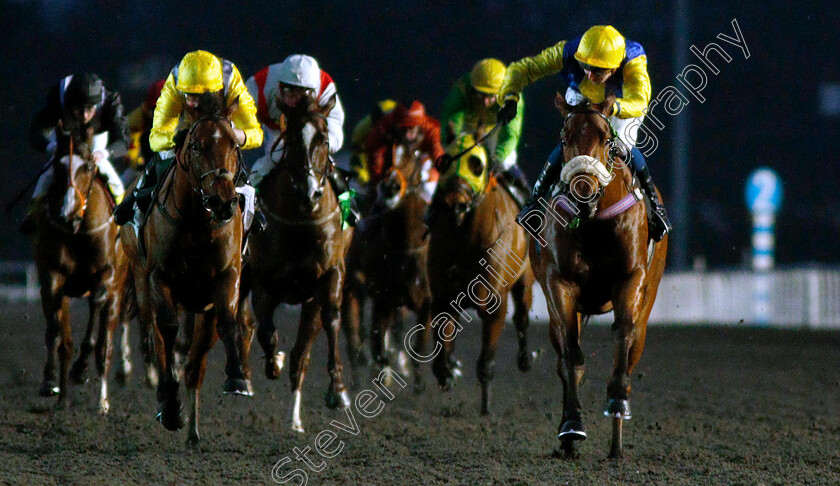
(319, 94, 337, 117)
(599, 93, 617, 117)
(554, 92, 570, 117)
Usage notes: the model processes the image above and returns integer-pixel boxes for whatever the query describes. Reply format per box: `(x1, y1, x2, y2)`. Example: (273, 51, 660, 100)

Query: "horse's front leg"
(430, 295, 462, 391)
(38, 273, 66, 400)
(321, 268, 351, 410)
(477, 296, 508, 416)
(289, 300, 323, 433)
(511, 273, 535, 372)
(214, 270, 248, 396)
(606, 269, 646, 458)
(236, 290, 256, 396)
(341, 271, 369, 369)
(94, 278, 121, 414)
(253, 286, 284, 380)
(545, 277, 585, 457)
(185, 309, 219, 447)
(149, 269, 184, 431)
(69, 292, 98, 384)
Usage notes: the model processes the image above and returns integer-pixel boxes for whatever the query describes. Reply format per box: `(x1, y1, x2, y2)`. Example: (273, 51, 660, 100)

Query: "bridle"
(176, 115, 244, 216)
(557, 109, 622, 202)
(271, 111, 333, 197)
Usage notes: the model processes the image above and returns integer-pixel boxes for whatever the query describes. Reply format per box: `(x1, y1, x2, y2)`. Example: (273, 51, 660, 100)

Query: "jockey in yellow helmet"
(440, 58, 529, 207)
(497, 25, 671, 241)
(114, 50, 263, 226)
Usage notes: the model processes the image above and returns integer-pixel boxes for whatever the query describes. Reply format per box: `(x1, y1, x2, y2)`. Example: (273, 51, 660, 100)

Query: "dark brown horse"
(524, 94, 668, 458)
(426, 135, 534, 414)
(120, 98, 250, 445)
(249, 94, 353, 433)
(342, 146, 432, 389)
(28, 125, 123, 413)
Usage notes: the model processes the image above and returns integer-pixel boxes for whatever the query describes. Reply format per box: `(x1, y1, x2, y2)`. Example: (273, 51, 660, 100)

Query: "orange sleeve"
(422, 118, 446, 166)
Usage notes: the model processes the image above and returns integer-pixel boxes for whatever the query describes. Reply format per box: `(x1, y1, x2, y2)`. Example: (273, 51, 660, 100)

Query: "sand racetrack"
(0, 302, 838, 485)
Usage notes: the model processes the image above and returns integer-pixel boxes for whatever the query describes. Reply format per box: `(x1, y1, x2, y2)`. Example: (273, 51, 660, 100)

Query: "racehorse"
(426, 134, 535, 414)
(249, 94, 353, 433)
(120, 95, 251, 445)
(524, 94, 668, 458)
(341, 143, 432, 389)
(28, 124, 124, 413)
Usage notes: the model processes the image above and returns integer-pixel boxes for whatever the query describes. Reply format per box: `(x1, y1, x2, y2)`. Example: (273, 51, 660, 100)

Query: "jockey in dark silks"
(21, 73, 128, 234)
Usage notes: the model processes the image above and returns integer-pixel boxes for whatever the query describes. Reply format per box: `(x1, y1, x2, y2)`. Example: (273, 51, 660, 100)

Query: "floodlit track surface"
(0, 302, 838, 485)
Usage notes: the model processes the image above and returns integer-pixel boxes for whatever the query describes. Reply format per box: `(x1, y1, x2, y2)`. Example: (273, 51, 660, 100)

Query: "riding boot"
(502, 165, 532, 209)
(515, 145, 564, 223)
(636, 165, 672, 241)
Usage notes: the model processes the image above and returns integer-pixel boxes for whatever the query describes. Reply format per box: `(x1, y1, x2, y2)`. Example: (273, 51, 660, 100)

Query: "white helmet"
(277, 54, 321, 90)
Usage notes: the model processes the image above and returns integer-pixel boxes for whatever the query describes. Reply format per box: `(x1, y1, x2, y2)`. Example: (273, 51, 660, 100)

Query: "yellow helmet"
(574, 26, 626, 69)
(175, 50, 223, 93)
(377, 99, 397, 114)
(470, 58, 506, 94)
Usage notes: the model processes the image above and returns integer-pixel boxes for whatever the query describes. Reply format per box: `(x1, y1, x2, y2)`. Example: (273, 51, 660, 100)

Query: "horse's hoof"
(145, 367, 159, 389)
(99, 399, 110, 415)
(558, 420, 587, 441)
(156, 403, 185, 431)
(325, 389, 351, 410)
(69, 363, 89, 385)
(39, 381, 59, 397)
(604, 399, 631, 419)
(264, 352, 285, 380)
(222, 378, 252, 397)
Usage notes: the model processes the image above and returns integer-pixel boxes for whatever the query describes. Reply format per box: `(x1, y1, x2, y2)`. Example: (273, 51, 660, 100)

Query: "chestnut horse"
(426, 135, 534, 414)
(120, 97, 251, 445)
(249, 94, 353, 433)
(523, 95, 668, 458)
(342, 146, 432, 389)
(28, 126, 124, 413)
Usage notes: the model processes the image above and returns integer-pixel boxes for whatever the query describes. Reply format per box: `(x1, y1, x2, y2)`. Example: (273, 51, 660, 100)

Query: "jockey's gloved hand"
(435, 153, 454, 173)
(496, 99, 518, 125)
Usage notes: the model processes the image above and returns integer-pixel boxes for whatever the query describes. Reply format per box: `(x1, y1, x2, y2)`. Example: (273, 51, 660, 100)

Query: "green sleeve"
(495, 95, 524, 163)
(439, 76, 469, 146)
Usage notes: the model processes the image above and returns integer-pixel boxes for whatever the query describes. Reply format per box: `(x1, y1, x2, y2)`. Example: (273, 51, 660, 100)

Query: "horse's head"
(437, 135, 489, 227)
(276, 94, 336, 210)
(48, 125, 98, 231)
(178, 98, 241, 223)
(553, 93, 621, 218)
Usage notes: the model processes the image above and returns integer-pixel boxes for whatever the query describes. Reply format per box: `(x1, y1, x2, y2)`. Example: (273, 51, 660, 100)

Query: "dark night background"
(1, 1, 837, 270)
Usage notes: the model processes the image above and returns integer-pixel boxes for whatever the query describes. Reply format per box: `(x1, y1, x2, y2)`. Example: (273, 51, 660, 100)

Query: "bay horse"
(249, 94, 353, 433)
(341, 144, 432, 389)
(426, 134, 534, 414)
(120, 95, 252, 445)
(524, 94, 668, 458)
(28, 124, 124, 413)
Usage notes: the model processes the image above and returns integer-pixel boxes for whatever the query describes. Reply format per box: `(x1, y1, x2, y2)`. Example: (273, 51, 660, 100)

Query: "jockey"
(497, 25, 672, 241)
(349, 99, 397, 186)
(123, 79, 165, 179)
(245, 54, 346, 190)
(113, 50, 263, 226)
(440, 58, 530, 207)
(21, 73, 128, 234)
(364, 100, 444, 191)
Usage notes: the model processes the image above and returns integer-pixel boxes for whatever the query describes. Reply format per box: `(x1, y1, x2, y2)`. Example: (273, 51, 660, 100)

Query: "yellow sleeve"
(615, 55, 652, 119)
(500, 40, 567, 103)
(226, 64, 263, 150)
(149, 73, 183, 152)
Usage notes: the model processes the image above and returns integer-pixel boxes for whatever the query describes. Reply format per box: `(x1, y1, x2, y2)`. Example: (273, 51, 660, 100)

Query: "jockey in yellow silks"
(496, 25, 671, 241)
(114, 50, 263, 226)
